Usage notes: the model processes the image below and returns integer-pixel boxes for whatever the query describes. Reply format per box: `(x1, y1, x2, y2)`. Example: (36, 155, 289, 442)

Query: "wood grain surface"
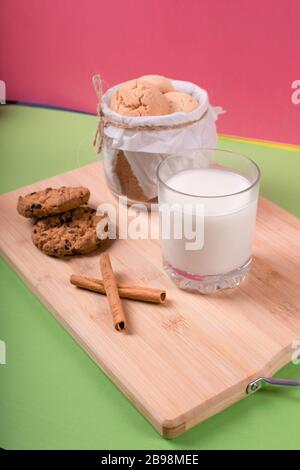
(0, 162, 299, 438)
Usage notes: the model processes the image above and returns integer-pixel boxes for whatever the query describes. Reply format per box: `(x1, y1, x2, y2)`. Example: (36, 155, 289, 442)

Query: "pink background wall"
(1, 0, 299, 144)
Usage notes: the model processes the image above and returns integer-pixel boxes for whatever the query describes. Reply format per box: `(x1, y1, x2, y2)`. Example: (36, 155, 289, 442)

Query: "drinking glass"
(157, 149, 260, 293)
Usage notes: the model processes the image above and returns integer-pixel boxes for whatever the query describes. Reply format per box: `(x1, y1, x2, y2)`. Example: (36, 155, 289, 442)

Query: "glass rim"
(157, 148, 261, 199)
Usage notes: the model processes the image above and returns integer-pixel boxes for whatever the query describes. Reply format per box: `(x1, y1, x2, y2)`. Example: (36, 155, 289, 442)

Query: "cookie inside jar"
(95, 75, 222, 206)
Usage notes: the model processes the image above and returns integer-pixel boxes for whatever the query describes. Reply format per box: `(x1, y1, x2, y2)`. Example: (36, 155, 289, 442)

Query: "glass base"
(163, 258, 252, 294)
(110, 189, 158, 210)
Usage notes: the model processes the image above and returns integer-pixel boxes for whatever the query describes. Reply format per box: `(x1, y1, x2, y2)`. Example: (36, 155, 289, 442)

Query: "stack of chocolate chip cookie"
(17, 186, 108, 257)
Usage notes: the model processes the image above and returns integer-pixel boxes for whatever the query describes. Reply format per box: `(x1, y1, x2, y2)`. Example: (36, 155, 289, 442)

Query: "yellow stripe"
(219, 134, 300, 152)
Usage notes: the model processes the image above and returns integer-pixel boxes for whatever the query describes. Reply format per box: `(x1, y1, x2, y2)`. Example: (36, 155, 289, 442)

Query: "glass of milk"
(157, 149, 260, 293)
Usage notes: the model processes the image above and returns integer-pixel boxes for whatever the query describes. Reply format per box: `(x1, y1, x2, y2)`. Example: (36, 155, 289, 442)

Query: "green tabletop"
(0, 105, 299, 450)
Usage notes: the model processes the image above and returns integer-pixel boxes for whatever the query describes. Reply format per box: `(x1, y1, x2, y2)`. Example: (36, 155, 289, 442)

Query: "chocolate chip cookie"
(17, 186, 90, 219)
(32, 207, 108, 257)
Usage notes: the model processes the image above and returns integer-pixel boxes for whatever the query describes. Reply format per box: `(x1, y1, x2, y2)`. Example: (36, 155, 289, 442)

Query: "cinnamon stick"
(70, 274, 166, 304)
(99, 252, 126, 332)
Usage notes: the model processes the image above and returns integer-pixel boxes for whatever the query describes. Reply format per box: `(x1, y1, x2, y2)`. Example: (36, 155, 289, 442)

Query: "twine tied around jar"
(92, 74, 209, 154)
(92, 75, 105, 154)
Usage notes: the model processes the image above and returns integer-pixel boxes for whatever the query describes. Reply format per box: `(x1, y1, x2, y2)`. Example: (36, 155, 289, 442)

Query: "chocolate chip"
(31, 203, 42, 210)
(33, 229, 37, 234)
(59, 214, 72, 224)
(30, 192, 37, 196)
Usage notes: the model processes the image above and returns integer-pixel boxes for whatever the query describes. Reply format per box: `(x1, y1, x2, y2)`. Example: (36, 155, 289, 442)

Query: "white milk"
(161, 168, 258, 276)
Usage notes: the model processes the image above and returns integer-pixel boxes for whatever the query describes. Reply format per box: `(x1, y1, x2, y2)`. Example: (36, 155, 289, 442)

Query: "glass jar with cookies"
(93, 74, 222, 206)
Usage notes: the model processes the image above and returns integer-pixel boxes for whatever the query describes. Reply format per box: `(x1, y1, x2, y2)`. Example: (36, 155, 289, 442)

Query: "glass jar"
(99, 79, 221, 206)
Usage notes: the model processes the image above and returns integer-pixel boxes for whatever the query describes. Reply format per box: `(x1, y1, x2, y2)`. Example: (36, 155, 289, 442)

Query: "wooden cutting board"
(0, 162, 299, 438)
